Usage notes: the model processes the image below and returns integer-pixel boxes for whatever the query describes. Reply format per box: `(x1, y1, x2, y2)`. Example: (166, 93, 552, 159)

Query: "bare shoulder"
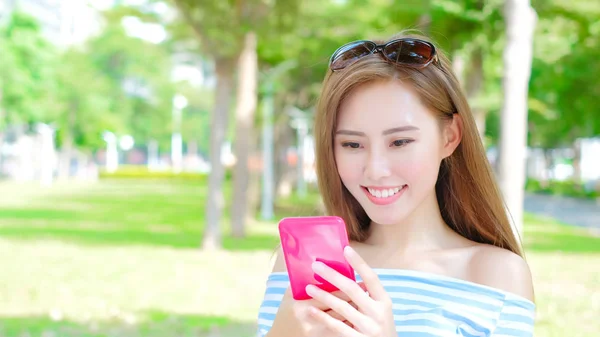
(468, 244, 535, 302)
(271, 244, 288, 273)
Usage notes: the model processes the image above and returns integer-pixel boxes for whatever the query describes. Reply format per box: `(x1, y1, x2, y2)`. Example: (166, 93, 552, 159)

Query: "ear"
(441, 114, 462, 159)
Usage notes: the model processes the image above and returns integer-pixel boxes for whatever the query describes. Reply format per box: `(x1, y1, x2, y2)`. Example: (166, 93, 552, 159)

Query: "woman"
(256, 32, 536, 337)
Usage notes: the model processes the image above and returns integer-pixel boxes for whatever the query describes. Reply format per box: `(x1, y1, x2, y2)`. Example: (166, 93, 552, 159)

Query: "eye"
(391, 139, 413, 147)
(341, 142, 361, 149)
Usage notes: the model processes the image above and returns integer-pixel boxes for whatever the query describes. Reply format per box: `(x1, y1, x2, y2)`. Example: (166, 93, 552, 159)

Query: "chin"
(350, 187, 417, 227)
(364, 208, 410, 226)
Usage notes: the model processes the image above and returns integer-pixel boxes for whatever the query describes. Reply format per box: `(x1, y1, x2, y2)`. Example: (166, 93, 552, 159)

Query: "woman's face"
(334, 80, 460, 226)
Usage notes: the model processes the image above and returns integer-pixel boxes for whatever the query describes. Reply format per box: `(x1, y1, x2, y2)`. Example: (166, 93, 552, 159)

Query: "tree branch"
(171, 0, 215, 51)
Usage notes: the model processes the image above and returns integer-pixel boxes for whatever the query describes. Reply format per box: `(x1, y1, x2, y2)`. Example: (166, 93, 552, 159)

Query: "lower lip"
(362, 185, 407, 206)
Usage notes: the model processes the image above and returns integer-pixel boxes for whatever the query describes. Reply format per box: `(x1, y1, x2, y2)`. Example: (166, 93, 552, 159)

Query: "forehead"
(337, 80, 434, 129)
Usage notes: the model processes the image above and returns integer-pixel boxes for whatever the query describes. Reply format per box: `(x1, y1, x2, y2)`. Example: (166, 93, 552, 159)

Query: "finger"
(325, 308, 345, 322)
(308, 305, 362, 337)
(343, 246, 388, 301)
(336, 318, 355, 329)
(310, 308, 355, 329)
(309, 290, 356, 311)
(330, 289, 354, 302)
(305, 311, 354, 336)
(324, 301, 358, 321)
(311, 260, 372, 311)
(306, 284, 370, 332)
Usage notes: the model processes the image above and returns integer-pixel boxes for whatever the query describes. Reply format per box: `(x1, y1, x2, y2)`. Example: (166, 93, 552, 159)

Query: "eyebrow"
(335, 126, 420, 136)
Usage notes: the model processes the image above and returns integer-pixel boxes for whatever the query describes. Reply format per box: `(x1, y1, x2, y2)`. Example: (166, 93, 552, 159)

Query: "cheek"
(334, 150, 363, 184)
(391, 148, 441, 186)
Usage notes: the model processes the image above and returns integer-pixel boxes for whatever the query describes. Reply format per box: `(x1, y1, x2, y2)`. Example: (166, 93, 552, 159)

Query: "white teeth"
(366, 186, 404, 198)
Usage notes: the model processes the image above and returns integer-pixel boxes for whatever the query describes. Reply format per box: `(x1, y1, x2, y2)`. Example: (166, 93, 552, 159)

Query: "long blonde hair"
(314, 32, 523, 257)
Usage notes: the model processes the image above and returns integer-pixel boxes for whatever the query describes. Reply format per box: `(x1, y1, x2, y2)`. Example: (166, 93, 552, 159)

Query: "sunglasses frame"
(329, 38, 439, 72)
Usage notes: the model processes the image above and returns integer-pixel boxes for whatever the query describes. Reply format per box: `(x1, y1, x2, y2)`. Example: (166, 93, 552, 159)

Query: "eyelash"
(341, 139, 414, 149)
(341, 142, 361, 149)
(391, 139, 413, 147)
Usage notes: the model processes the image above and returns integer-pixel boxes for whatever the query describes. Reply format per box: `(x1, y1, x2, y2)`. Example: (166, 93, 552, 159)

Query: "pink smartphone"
(278, 216, 356, 300)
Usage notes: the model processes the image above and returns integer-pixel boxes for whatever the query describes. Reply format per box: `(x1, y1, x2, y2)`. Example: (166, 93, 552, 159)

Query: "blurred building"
(0, 0, 103, 47)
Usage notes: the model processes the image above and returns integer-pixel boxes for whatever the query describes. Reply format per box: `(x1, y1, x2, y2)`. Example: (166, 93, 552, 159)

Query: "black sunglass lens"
(383, 40, 433, 65)
(330, 42, 374, 70)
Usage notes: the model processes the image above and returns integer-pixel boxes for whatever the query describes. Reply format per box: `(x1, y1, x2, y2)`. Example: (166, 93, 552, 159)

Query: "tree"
(230, 31, 258, 237)
(85, 8, 177, 152)
(0, 12, 57, 131)
(170, 0, 239, 250)
(170, 0, 300, 250)
(52, 49, 122, 177)
(177, 83, 213, 158)
(427, 0, 508, 140)
(498, 0, 537, 238)
(528, 0, 600, 149)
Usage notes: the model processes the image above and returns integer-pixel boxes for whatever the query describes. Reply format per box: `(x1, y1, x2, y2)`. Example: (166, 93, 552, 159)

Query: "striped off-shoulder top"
(256, 268, 535, 337)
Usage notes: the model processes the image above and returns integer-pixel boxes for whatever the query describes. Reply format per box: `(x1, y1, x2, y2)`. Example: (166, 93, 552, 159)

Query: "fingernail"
(312, 261, 324, 272)
(344, 246, 354, 256)
(305, 284, 314, 294)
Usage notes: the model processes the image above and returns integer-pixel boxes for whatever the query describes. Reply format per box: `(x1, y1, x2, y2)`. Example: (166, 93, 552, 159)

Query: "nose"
(364, 148, 392, 181)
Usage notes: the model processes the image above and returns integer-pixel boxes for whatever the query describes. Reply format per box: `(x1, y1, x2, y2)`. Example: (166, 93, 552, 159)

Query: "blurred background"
(0, 0, 598, 336)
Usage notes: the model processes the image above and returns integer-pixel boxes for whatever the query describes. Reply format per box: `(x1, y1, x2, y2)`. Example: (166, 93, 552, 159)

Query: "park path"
(524, 193, 600, 229)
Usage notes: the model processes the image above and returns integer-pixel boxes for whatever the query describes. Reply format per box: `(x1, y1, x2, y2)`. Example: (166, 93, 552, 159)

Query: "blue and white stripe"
(256, 269, 535, 337)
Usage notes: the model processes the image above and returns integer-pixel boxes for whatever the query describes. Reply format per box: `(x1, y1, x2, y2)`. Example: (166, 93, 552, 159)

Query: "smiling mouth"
(360, 185, 407, 206)
(362, 185, 406, 199)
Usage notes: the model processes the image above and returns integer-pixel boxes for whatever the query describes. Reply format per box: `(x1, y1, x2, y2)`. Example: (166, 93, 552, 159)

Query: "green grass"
(0, 180, 279, 251)
(0, 179, 598, 337)
(521, 213, 600, 337)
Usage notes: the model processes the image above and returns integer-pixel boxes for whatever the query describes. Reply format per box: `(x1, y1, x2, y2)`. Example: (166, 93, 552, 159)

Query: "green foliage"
(0, 8, 186, 152)
(0, 12, 58, 128)
(86, 9, 177, 151)
(527, 0, 600, 148)
(168, 0, 301, 61)
(1, 0, 598, 159)
(176, 84, 213, 157)
(525, 178, 599, 199)
(52, 49, 123, 150)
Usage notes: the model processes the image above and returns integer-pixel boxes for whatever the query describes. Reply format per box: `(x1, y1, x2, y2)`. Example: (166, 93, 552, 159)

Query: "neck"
(364, 192, 459, 254)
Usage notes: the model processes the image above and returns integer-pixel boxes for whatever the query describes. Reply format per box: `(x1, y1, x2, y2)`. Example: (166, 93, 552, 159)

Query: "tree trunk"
(188, 139, 198, 156)
(202, 57, 236, 251)
(417, 13, 431, 33)
(498, 0, 537, 239)
(543, 148, 553, 185)
(465, 47, 486, 140)
(59, 104, 77, 180)
(231, 31, 258, 238)
(0, 89, 5, 175)
(572, 139, 582, 184)
(0, 131, 4, 177)
(275, 118, 295, 197)
(452, 52, 465, 85)
(247, 131, 261, 221)
(60, 135, 73, 179)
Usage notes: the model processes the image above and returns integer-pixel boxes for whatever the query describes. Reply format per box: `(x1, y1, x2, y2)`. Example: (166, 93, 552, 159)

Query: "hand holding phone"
(278, 216, 356, 300)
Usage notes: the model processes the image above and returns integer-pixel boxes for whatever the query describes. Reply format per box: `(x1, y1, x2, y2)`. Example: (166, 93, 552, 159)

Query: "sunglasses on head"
(329, 38, 439, 72)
